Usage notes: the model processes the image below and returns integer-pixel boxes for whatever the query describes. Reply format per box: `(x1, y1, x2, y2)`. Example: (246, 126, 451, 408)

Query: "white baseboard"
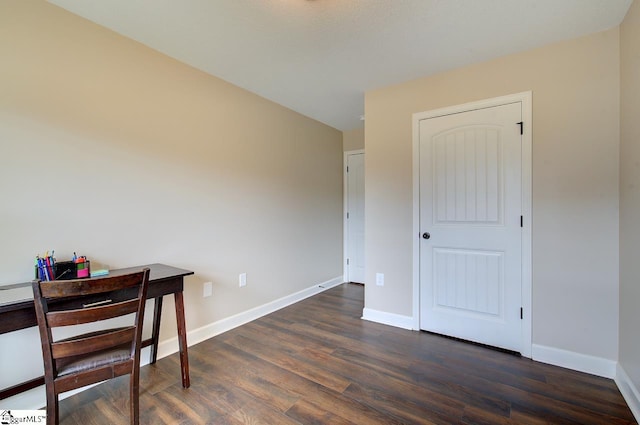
(531, 344, 616, 378)
(616, 363, 640, 423)
(3, 276, 344, 410)
(157, 276, 344, 358)
(361, 308, 415, 330)
(0, 387, 45, 411)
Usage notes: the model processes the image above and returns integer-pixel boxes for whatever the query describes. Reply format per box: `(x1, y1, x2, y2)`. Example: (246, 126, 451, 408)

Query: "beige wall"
(365, 29, 620, 360)
(0, 0, 343, 405)
(620, 0, 640, 395)
(343, 127, 365, 151)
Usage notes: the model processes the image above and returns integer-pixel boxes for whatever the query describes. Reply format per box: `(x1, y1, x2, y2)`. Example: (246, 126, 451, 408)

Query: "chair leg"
(46, 389, 58, 425)
(130, 372, 139, 425)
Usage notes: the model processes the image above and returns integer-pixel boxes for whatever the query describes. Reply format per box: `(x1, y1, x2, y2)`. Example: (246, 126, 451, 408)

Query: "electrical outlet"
(203, 281, 213, 297)
(239, 273, 247, 287)
(376, 273, 384, 286)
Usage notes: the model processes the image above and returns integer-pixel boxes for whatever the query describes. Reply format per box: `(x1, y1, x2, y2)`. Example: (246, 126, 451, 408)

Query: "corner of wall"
(616, 363, 640, 423)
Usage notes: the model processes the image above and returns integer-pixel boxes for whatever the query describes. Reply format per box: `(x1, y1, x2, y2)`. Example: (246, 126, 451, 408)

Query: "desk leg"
(174, 291, 190, 388)
(150, 297, 163, 364)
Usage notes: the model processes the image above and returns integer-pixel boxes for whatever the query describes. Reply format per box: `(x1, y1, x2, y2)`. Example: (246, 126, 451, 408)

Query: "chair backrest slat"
(39, 272, 145, 299)
(46, 299, 140, 327)
(51, 327, 135, 359)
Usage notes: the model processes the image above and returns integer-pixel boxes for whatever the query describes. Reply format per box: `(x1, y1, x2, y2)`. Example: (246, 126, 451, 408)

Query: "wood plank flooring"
(58, 283, 637, 424)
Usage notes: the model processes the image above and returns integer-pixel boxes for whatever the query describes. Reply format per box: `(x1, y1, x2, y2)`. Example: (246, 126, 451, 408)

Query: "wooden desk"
(0, 263, 194, 400)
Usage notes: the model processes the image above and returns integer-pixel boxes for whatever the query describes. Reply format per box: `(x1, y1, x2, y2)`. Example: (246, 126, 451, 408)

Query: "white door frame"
(411, 92, 532, 358)
(344, 149, 365, 283)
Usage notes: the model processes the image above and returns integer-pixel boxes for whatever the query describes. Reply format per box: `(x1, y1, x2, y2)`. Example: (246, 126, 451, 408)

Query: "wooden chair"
(32, 268, 150, 425)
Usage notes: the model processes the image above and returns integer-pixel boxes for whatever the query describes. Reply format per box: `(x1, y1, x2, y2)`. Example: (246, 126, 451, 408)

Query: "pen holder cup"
(34, 260, 91, 280)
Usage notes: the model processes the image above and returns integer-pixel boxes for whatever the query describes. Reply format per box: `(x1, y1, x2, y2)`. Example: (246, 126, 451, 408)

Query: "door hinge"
(520, 307, 523, 319)
(347, 166, 349, 172)
(346, 258, 350, 265)
(347, 212, 350, 219)
(520, 216, 523, 227)
(517, 121, 524, 135)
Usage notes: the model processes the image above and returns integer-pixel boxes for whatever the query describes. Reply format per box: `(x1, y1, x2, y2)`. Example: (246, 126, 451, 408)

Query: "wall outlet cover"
(203, 281, 213, 297)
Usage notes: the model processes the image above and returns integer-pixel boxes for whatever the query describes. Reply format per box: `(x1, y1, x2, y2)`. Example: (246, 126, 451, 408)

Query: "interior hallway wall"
(343, 127, 365, 152)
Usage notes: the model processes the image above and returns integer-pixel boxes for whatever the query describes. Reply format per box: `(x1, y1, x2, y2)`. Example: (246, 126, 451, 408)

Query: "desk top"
(0, 263, 194, 312)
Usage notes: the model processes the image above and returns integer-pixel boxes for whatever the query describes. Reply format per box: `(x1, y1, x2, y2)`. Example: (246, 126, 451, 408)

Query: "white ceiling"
(48, 0, 632, 131)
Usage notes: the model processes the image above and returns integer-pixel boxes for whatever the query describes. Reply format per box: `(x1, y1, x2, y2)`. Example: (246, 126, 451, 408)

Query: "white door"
(346, 152, 365, 283)
(419, 103, 522, 352)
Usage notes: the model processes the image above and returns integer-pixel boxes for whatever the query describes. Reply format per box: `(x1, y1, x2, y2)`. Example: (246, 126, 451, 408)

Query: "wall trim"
(616, 363, 640, 423)
(361, 308, 415, 330)
(157, 275, 344, 358)
(343, 149, 365, 284)
(411, 91, 533, 358)
(531, 344, 616, 378)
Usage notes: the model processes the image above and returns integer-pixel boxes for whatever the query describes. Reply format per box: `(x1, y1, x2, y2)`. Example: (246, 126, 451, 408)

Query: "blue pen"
(37, 256, 46, 281)
(42, 257, 50, 281)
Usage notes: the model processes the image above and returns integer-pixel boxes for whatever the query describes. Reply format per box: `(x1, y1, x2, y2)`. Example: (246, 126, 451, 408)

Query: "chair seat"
(55, 328, 132, 377)
(57, 347, 131, 377)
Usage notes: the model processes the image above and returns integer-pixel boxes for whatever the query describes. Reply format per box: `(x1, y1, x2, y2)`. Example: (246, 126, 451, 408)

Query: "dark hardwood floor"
(58, 283, 637, 424)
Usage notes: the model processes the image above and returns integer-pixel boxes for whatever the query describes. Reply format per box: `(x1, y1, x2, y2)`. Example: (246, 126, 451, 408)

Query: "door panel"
(434, 248, 503, 317)
(347, 153, 365, 283)
(434, 127, 502, 224)
(419, 103, 522, 352)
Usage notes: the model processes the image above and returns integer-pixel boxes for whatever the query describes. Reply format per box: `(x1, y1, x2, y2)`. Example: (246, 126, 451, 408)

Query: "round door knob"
(422, 232, 431, 240)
